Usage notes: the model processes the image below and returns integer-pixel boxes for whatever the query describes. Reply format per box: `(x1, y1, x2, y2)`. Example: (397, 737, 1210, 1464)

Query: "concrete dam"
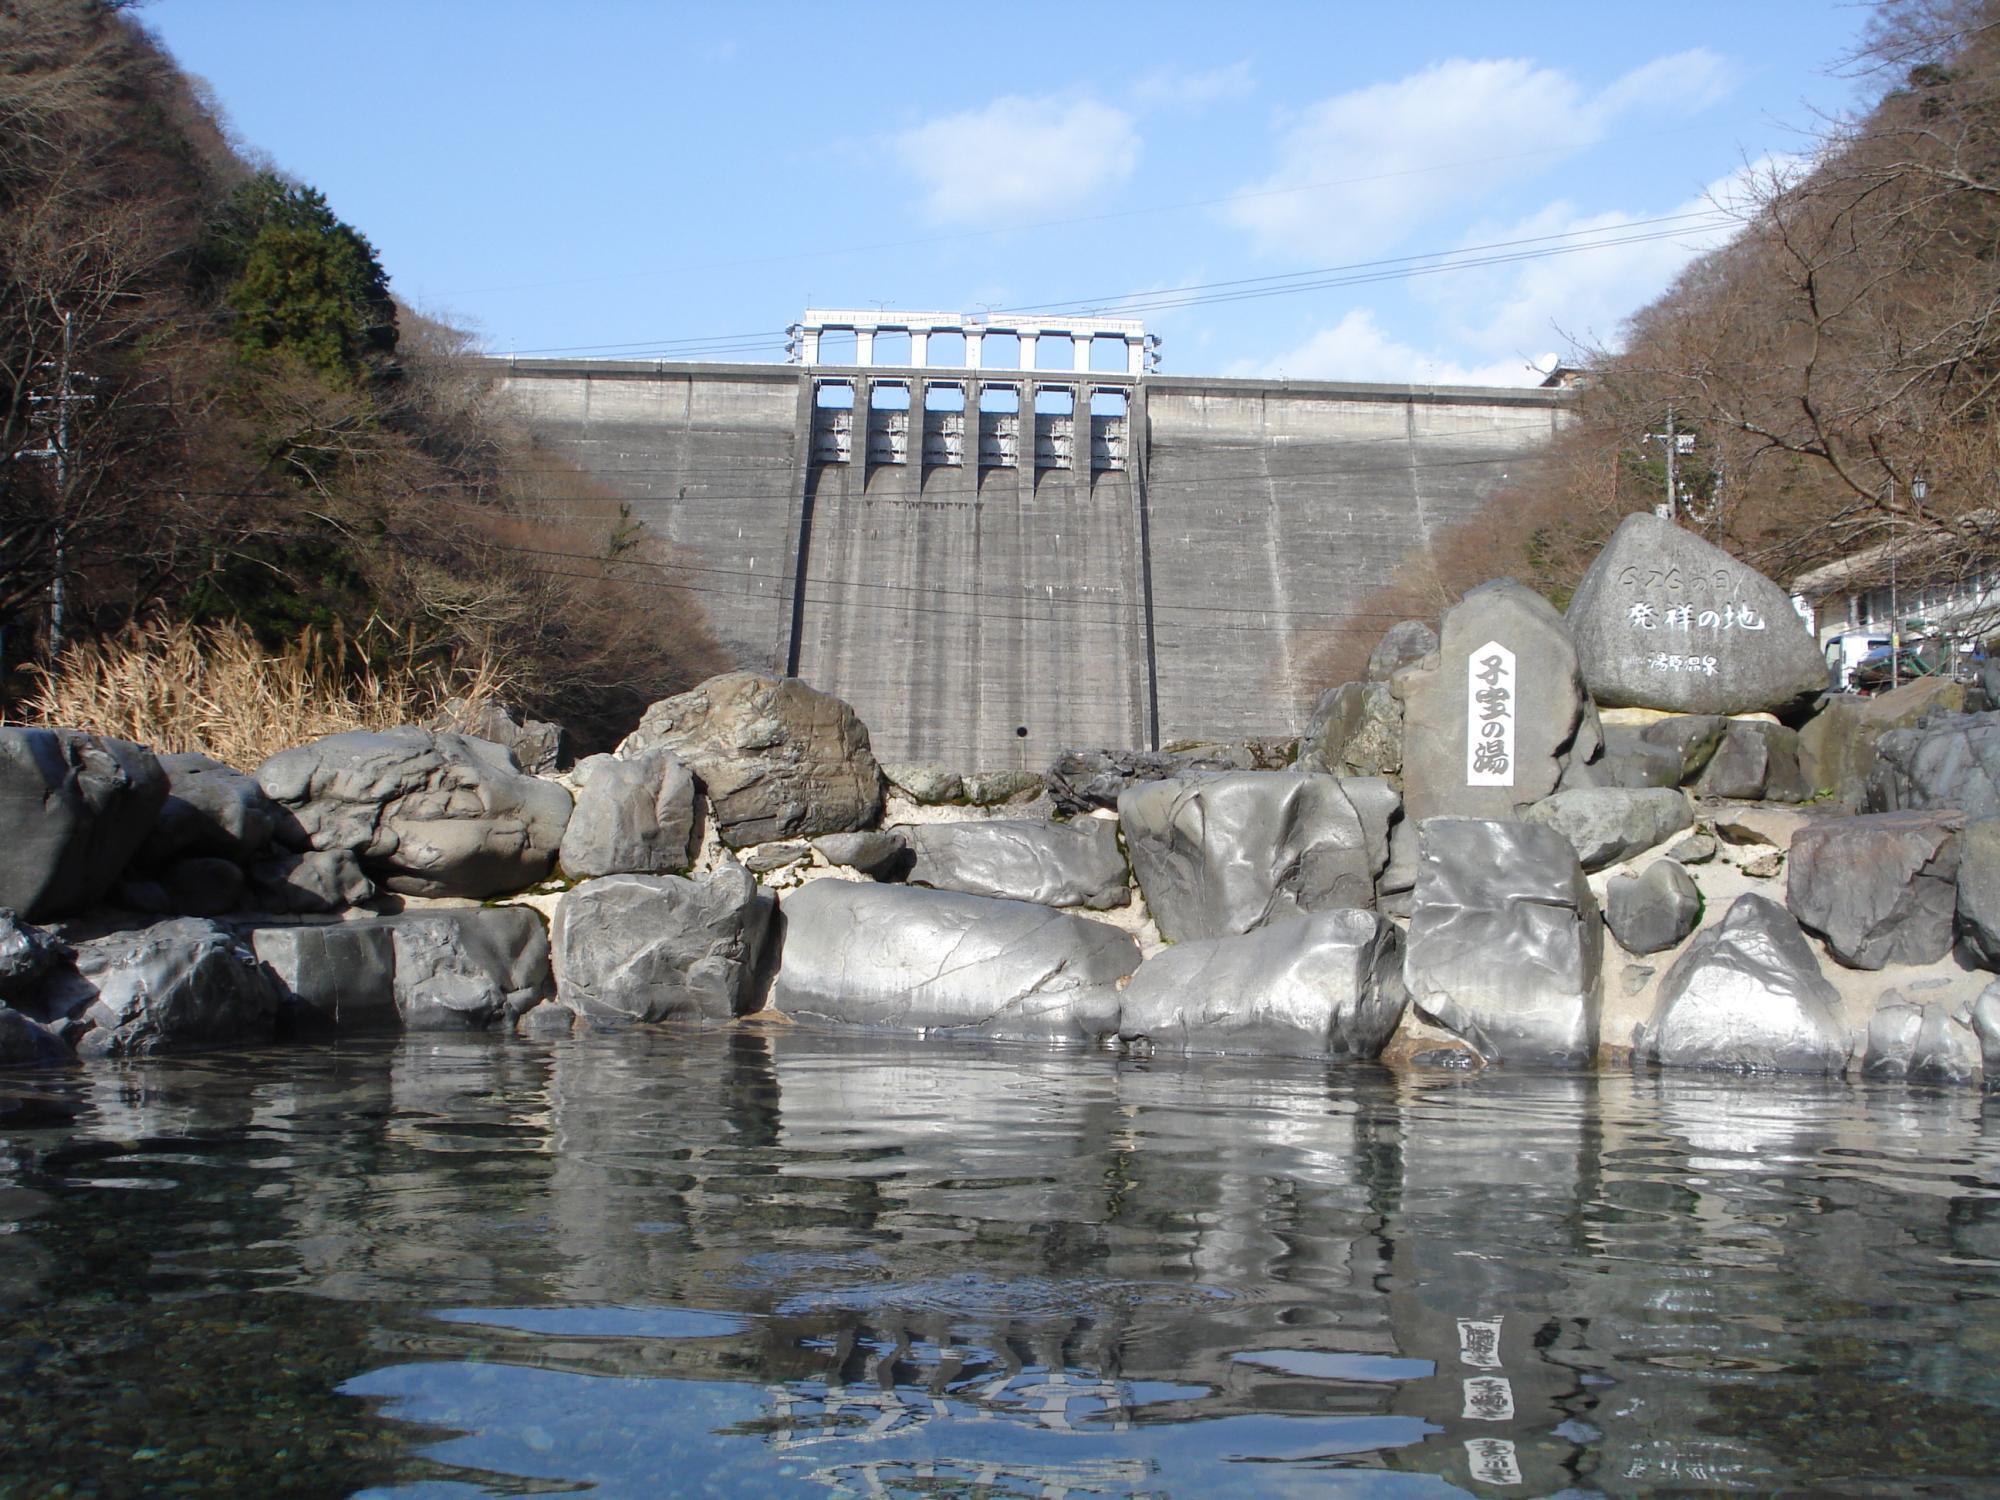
(486, 309, 1572, 768)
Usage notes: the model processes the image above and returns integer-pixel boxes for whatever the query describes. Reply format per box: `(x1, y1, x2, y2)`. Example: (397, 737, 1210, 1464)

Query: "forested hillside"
(0, 0, 728, 750)
(1308, 0, 2000, 685)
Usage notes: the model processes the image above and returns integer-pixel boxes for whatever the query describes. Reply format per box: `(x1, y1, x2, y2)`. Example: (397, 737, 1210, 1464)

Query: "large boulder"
(1637, 894, 1847, 1074)
(45, 918, 281, 1057)
(1867, 712, 2000, 820)
(770, 880, 1136, 1043)
(430, 697, 563, 775)
(1563, 513, 1828, 715)
(899, 818, 1128, 909)
(1296, 681, 1402, 780)
(551, 864, 773, 1025)
(250, 922, 397, 1031)
(1638, 714, 1729, 782)
(0, 728, 168, 920)
(1606, 859, 1703, 955)
(1117, 911, 1407, 1061)
(1366, 620, 1438, 682)
(1863, 997, 1981, 1085)
(256, 728, 570, 898)
(559, 750, 699, 880)
(1786, 811, 1962, 969)
(0, 909, 70, 999)
(140, 752, 280, 866)
(1799, 678, 1969, 809)
(1402, 818, 1602, 1067)
(1957, 817, 2000, 969)
(1593, 727, 1684, 789)
(1119, 772, 1378, 943)
(251, 907, 551, 1032)
(246, 848, 374, 914)
(0, 1003, 70, 1067)
(810, 830, 909, 878)
(1396, 580, 1590, 823)
(618, 673, 882, 848)
(1693, 721, 1811, 802)
(1522, 788, 1693, 872)
(377, 907, 551, 1031)
(1048, 745, 1265, 816)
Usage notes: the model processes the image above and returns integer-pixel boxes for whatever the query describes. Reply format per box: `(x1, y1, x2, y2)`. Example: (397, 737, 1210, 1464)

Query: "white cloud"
(1227, 309, 1549, 388)
(892, 95, 1139, 224)
(1130, 61, 1254, 111)
(1418, 156, 1780, 361)
(1224, 50, 1734, 260)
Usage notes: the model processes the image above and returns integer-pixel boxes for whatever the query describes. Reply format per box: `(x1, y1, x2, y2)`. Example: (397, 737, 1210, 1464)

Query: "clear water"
(4, 1030, 2000, 1498)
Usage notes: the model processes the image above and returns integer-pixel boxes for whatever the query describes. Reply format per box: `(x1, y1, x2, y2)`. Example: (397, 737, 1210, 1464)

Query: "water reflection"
(2, 1030, 1999, 1495)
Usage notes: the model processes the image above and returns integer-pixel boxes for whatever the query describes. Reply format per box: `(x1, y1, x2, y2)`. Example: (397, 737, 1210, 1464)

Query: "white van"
(1824, 631, 1890, 691)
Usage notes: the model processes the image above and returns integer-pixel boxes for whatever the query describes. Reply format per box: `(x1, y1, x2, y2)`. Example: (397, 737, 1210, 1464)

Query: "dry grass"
(17, 618, 516, 769)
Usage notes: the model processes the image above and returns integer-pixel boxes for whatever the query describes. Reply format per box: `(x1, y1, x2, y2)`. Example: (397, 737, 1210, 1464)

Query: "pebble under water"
(3, 1028, 2000, 1498)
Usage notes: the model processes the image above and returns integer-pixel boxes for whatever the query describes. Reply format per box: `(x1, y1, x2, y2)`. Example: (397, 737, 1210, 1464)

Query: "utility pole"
(1643, 407, 1693, 521)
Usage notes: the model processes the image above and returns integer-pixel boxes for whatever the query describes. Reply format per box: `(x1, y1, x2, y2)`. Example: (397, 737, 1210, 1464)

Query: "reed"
(17, 619, 518, 769)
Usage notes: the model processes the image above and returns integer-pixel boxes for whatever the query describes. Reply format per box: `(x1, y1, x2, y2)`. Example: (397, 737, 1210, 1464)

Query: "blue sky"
(142, 2, 1874, 385)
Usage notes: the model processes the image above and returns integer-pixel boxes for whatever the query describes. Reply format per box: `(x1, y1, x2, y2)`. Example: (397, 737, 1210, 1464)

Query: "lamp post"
(1890, 472, 1928, 692)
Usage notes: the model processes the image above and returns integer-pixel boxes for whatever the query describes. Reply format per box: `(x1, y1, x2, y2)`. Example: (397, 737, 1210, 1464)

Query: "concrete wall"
(484, 360, 1569, 765)
(489, 362, 806, 667)
(1143, 377, 1571, 739)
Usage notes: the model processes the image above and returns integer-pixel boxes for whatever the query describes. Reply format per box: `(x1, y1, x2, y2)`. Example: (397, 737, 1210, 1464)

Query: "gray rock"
(164, 856, 246, 918)
(1341, 776, 1401, 877)
(1117, 911, 1407, 1061)
(378, 907, 552, 1031)
(552, 864, 774, 1025)
(1639, 715, 1729, 782)
(1366, 620, 1438, 682)
(1119, 772, 1377, 943)
(742, 842, 811, 874)
(0, 1003, 70, 1067)
(1379, 816, 1420, 896)
(1868, 712, 2000, 820)
(1396, 580, 1590, 824)
(0, 728, 169, 920)
(1522, 788, 1693, 872)
(0, 910, 69, 995)
(1296, 681, 1402, 780)
(1606, 859, 1703, 955)
(1667, 832, 1718, 864)
(1047, 746, 1251, 815)
(140, 752, 279, 866)
(515, 999, 575, 1038)
(250, 922, 398, 1031)
(256, 727, 571, 898)
(1694, 721, 1810, 803)
(1638, 894, 1847, 1074)
(1864, 998, 1981, 1085)
(558, 748, 697, 880)
(1785, 811, 1962, 970)
(50, 918, 281, 1057)
(1594, 727, 1685, 789)
(883, 762, 965, 804)
(247, 848, 374, 914)
(899, 818, 1128, 909)
(1957, 817, 2000, 969)
(430, 697, 563, 774)
(1564, 513, 1829, 715)
(963, 770, 1044, 806)
(1966, 983, 2000, 1083)
(810, 830, 909, 878)
(619, 673, 882, 848)
(770, 880, 1136, 1043)
(1799, 678, 1969, 809)
(1402, 818, 1603, 1067)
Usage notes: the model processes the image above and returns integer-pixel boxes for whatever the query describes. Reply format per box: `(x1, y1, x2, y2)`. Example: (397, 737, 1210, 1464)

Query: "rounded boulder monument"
(618, 673, 883, 849)
(1564, 513, 1828, 716)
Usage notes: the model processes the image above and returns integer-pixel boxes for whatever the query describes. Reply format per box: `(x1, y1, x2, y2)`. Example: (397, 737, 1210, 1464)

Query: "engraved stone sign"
(1457, 1315, 1504, 1368)
(1462, 1375, 1516, 1421)
(1466, 1437, 1523, 1485)
(1564, 513, 1828, 714)
(1466, 644, 1516, 787)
